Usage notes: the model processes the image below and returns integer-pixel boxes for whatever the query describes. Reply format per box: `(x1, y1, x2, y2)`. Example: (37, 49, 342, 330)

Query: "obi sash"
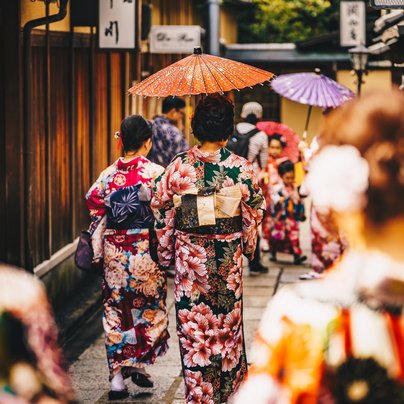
(174, 185, 243, 234)
(105, 184, 154, 230)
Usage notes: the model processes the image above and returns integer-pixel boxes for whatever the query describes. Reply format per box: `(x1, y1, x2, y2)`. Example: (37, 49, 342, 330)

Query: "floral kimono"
(269, 181, 305, 257)
(311, 207, 347, 273)
(261, 156, 288, 243)
(234, 250, 404, 404)
(86, 156, 169, 379)
(152, 146, 265, 403)
(300, 139, 346, 274)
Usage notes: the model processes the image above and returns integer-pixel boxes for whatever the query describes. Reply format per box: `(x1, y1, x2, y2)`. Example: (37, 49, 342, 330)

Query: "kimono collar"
(189, 145, 229, 163)
(116, 156, 149, 172)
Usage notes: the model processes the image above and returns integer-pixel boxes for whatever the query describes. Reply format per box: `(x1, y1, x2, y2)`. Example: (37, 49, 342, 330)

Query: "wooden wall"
(4, 27, 133, 270)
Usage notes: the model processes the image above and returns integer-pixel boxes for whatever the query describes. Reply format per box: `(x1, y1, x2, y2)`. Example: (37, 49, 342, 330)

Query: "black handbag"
(74, 230, 102, 276)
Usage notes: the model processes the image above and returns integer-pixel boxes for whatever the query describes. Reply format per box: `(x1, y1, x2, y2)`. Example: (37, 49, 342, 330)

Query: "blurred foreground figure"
(0, 264, 74, 403)
(233, 89, 404, 404)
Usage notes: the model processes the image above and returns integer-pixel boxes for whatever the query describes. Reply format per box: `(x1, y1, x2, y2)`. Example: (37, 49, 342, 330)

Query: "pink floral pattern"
(152, 146, 265, 403)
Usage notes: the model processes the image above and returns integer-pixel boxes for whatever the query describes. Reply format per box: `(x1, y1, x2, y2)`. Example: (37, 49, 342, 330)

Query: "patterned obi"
(174, 185, 243, 234)
(105, 184, 155, 230)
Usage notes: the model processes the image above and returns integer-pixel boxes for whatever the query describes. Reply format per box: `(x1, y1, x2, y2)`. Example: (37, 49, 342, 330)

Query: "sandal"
(131, 372, 154, 388)
(108, 388, 129, 400)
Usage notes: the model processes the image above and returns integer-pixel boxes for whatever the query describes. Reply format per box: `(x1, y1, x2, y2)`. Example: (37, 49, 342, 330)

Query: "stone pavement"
(70, 220, 311, 403)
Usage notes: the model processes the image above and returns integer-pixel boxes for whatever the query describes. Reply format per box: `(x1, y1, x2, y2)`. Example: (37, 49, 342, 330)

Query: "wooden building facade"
(0, 0, 241, 319)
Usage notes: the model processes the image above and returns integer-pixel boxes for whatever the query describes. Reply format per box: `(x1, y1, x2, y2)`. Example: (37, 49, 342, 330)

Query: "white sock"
(111, 371, 125, 391)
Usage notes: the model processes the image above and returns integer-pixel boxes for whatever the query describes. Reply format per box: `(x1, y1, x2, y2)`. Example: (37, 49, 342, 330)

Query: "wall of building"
(280, 99, 323, 144)
(337, 69, 392, 94)
(220, 6, 238, 44)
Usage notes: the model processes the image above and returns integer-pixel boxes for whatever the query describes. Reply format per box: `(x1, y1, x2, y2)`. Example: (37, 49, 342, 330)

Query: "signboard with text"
(150, 25, 202, 54)
(340, 1, 366, 47)
(370, 0, 404, 8)
(99, 0, 136, 49)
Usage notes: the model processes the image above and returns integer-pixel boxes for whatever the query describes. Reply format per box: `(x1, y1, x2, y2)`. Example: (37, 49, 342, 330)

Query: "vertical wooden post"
(1, 0, 25, 267)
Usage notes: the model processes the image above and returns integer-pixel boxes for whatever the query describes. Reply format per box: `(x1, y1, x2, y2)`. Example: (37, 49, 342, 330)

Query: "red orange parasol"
(257, 121, 300, 163)
(128, 47, 274, 97)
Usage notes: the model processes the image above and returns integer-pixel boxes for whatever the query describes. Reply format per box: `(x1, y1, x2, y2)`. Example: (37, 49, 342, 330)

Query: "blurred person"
(233, 89, 404, 404)
(86, 115, 169, 400)
(269, 160, 307, 264)
(152, 94, 266, 404)
(0, 264, 74, 404)
(233, 101, 269, 273)
(299, 133, 346, 280)
(148, 96, 189, 168)
(261, 134, 288, 251)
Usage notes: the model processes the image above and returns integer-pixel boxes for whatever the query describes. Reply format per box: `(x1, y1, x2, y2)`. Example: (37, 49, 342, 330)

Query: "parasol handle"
(303, 105, 313, 141)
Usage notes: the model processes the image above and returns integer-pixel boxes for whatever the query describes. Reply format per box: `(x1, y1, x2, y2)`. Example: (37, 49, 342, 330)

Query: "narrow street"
(70, 222, 311, 404)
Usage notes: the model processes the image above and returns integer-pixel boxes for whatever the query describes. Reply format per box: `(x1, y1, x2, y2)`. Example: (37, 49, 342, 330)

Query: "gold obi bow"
(173, 185, 242, 228)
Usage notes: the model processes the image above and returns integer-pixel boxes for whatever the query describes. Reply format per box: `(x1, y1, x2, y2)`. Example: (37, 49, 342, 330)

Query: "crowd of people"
(1, 88, 404, 404)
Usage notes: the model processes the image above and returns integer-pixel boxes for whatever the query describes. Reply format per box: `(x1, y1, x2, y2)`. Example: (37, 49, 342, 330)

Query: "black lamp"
(349, 43, 370, 95)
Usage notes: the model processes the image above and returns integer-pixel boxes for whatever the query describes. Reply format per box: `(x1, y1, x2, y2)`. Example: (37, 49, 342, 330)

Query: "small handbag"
(74, 230, 102, 275)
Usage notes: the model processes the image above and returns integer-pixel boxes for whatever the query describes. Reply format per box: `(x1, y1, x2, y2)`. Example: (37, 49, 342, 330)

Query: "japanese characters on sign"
(150, 26, 202, 54)
(99, 0, 136, 49)
(340, 1, 366, 47)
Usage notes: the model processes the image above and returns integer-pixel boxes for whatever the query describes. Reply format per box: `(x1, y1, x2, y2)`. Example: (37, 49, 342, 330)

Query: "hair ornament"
(114, 131, 123, 151)
(306, 145, 369, 214)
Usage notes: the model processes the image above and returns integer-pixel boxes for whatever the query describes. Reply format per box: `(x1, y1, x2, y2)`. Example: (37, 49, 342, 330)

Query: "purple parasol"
(271, 69, 355, 139)
(271, 70, 355, 109)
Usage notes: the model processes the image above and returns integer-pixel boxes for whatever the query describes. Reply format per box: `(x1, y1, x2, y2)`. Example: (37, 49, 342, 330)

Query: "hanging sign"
(150, 25, 202, 54)
(99, 0, 136, 49)
(340, 1, 366, 47)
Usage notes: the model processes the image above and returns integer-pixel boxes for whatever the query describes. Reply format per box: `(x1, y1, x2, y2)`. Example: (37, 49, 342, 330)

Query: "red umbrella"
(257, 121, 300, 163)
(128, 47, 274, 97)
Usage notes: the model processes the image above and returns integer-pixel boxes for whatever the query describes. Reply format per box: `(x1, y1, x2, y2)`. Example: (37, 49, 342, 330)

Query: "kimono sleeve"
(85, 165, 114, 234)
(151, 171, 176, 269)
(240, 163, 266, 259)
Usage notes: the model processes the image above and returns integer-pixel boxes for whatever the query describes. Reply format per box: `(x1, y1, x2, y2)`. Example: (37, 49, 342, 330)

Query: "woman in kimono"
(152, 94, 266, 404)
(299, 135, 346, 280)
(269, 160, 306, 264)
(86, 115, 169, 400)
(234, 89, 404, 404)
(261, 134, 288, 251)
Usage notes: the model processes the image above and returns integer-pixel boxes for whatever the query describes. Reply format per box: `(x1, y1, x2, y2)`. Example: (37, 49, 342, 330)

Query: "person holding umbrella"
(152, 94, 266, 404)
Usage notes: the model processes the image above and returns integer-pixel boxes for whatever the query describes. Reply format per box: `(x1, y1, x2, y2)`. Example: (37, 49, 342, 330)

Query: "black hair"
(191, 94, 234, 142)
(245, 113, 259, 125)
(120, 115, 152, 152)
(269, 133, 287, 148)
(162, 96, 186, 114)
(278, 159, 294, 176)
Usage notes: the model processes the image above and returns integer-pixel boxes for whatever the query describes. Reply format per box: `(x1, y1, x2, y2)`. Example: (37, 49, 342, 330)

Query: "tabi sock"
(111, 371, 125, 391)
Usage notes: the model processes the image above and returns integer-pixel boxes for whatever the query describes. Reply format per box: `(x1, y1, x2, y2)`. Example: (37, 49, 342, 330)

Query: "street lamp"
(349, 43, 370, 95)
